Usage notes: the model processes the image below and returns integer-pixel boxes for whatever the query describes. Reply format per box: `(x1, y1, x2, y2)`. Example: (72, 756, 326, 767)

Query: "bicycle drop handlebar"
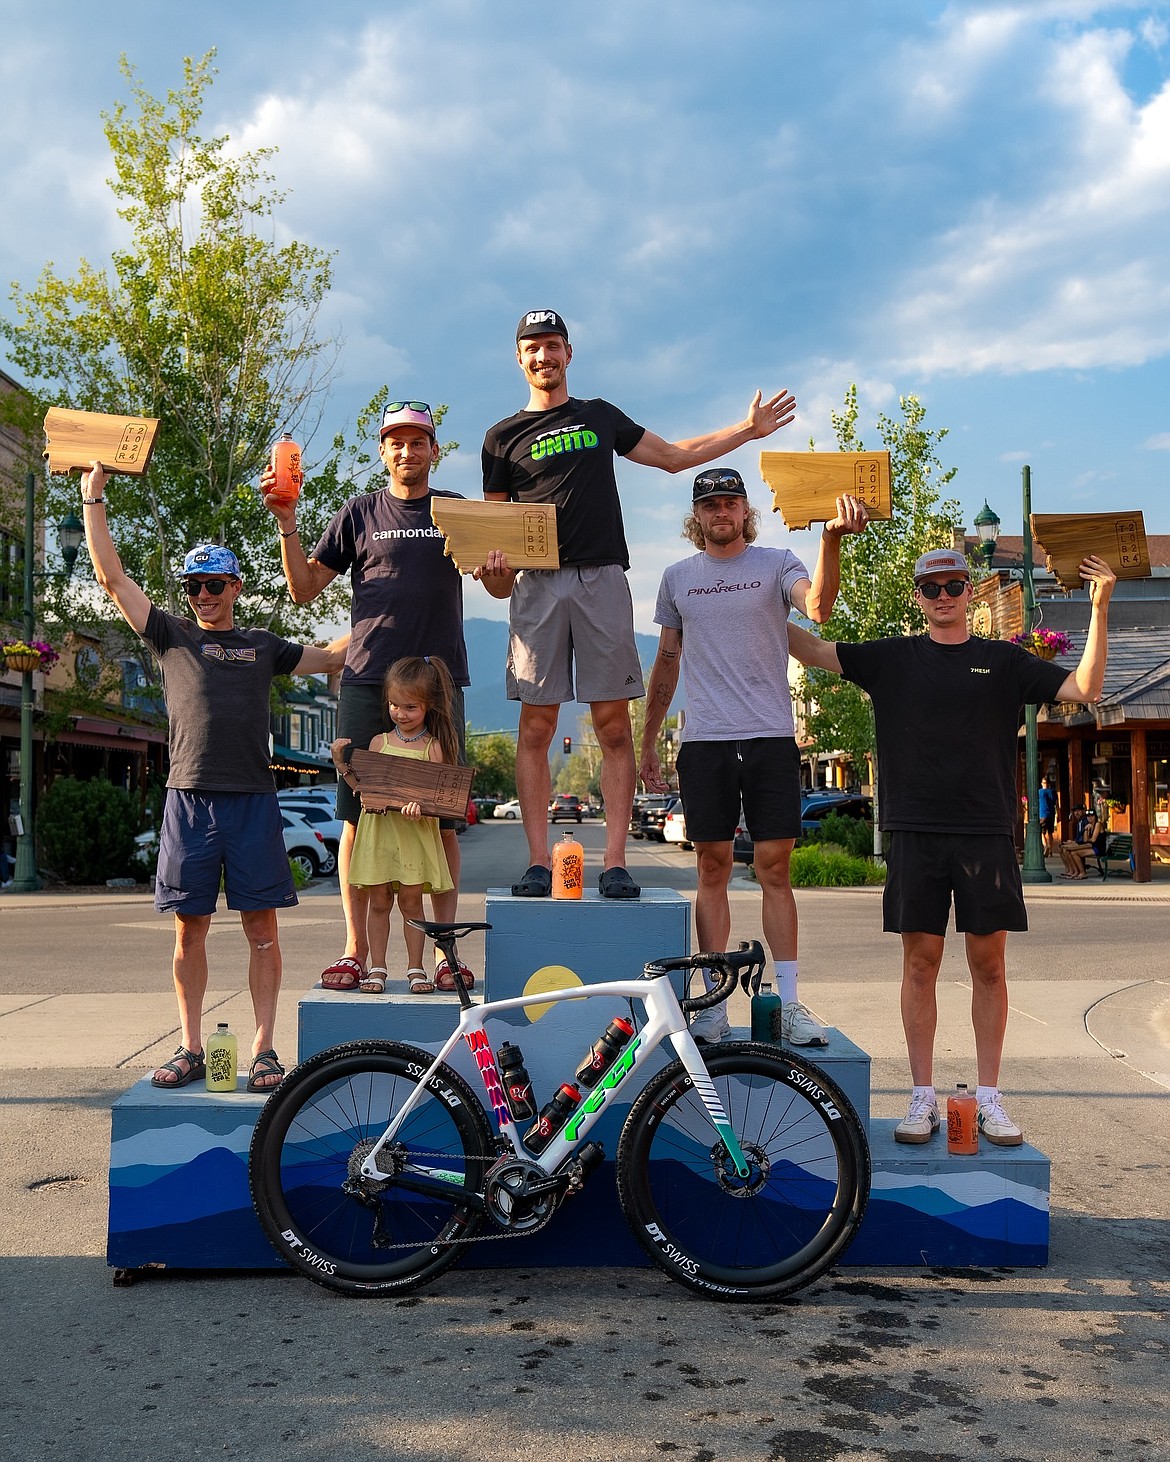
(645, 940, 766, 1012)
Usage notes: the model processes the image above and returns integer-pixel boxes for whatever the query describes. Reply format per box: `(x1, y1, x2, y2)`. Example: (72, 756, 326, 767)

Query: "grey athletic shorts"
(506, 565, 645, 705)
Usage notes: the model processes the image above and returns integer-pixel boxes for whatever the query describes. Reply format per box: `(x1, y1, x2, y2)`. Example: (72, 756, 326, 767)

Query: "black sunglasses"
(184, 578, 232, 597)
(385, 401, 432, 415)
(917, 579, 969, 600)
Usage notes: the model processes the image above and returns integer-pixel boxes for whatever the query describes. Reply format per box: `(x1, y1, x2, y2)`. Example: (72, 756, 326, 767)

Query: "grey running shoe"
(689, 1004, 732, 1046)
(978, 1092, 1023, 1147)
(894, 1092, 940, 1144)
(779, 1000, 829, 1046)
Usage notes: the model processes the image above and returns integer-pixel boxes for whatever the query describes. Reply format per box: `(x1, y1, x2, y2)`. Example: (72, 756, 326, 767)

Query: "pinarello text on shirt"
(371, 526, 446, 541)
(529, 428, 599, 461)
(686, 579, 763, 596)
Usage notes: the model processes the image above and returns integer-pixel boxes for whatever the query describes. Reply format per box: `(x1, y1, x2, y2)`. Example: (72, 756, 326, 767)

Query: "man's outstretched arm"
(625, 390, 797, 474)
(786, 621, 843, 675)
(79, 463, 153, 634)
(1055, 556, 1116, 703)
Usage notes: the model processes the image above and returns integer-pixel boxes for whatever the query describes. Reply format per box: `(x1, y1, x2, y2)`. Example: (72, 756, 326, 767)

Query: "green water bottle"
(751, 981, 782, 1043)
(205, 1022, 238, 1092)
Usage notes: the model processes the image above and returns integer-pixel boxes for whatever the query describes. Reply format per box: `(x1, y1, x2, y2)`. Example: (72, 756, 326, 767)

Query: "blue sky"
(2, 0, 1168, 634)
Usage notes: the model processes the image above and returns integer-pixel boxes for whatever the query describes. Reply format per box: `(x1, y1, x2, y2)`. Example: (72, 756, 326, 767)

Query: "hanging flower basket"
(2, 639, 60, 674)
(1009, 628, 1071, 660)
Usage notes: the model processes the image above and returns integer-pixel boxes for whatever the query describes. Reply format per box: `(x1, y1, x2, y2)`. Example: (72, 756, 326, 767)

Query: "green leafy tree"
(797, 386, 963, 774)
(466, 731, 517, 800)
(1, 53, 460, 640)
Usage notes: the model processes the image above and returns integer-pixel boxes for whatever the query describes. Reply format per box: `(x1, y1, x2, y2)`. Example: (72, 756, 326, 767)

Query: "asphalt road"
(0, 819, 1167, 1460)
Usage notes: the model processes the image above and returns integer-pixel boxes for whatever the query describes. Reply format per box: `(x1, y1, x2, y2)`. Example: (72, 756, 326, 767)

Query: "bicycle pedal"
(564, 1141, 605, 1196)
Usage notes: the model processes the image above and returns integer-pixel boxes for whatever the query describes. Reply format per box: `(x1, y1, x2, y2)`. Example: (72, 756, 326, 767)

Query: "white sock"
(701, 966, 718, 994)
(976, 1085, 998, 1108)
(774, 960, 799, 1005)
(912, 1084, 937, 1107)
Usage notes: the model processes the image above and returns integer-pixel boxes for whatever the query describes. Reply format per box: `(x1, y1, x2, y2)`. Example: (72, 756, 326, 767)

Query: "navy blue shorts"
(676, 737, 802, 844)
(883, 831, 1027, 937)
(155, 790, 297, 917)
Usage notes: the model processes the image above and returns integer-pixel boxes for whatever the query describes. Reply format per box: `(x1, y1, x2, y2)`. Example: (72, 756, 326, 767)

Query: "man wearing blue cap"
(478, 309, 798, 900)
(81, 463, 347, 1091)
(262, 402, 473, 992)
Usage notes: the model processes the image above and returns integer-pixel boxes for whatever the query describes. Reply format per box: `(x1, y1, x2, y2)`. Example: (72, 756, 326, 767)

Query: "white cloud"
(1145, 432, 1170, 450)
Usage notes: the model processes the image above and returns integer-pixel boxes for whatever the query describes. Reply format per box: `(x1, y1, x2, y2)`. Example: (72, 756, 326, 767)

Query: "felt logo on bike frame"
(561, 1037, 641, 1143)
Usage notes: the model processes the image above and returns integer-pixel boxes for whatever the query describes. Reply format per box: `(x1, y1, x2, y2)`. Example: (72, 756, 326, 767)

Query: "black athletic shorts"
(883, 831, 1027, 937)
(676, 737, 801, 845)
(335, 681, 467, 829)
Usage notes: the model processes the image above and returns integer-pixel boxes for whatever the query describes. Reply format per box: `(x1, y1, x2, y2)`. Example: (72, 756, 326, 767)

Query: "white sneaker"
(978, 1092, 1023, 1147)
(895, 1092, 940, 1144)
(689, 1004, 732, 1045)
(779, 1001, 829, 1046)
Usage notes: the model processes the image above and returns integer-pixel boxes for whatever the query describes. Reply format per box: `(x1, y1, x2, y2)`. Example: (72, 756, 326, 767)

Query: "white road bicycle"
(249, 923, 870, 1301)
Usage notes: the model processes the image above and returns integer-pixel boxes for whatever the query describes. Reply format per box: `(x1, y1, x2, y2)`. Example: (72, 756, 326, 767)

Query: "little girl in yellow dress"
(331, 656, 458, 994)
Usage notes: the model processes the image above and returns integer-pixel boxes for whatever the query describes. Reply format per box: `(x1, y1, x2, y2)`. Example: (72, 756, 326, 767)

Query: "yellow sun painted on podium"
(522, 965, 582, 1021)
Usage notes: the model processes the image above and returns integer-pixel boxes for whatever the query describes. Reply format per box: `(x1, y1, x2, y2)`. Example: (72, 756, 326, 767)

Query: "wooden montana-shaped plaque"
(347, 748, 474, 820)
(430, 498, 560, 573)
(1030, 511, 1150, 592)
(43, 407, 160, 476)
(760, 451, 892, 530)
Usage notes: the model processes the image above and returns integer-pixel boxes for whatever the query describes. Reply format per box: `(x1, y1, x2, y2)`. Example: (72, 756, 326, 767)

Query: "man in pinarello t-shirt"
(264, 403, 472, 991)
(475, 308, 799, 902)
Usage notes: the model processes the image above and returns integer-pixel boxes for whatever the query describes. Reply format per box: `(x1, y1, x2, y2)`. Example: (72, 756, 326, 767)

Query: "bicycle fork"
(669, 1031, 752, 1179)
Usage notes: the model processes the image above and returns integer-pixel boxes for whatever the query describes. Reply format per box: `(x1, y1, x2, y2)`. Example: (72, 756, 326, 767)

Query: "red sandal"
(434, 957, 474, 991)
(320, 956, 364, 991)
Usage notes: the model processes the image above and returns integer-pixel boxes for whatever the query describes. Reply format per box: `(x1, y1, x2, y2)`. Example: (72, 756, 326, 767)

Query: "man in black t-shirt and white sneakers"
(789, 547, 1115, 1147)
(477, 308, 798, 899)
(81, 462, 347, 1092)
(263, 402, 473, 993)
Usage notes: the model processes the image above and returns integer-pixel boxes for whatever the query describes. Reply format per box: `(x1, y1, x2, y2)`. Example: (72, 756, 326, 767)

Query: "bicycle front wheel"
(249, 1040, 493, 1297)
(616, 1044, 870, 1300)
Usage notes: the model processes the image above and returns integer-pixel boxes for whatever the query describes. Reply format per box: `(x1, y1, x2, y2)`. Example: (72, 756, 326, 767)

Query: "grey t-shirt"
(141, 606, 303, 792)
(654, 543, 809, 741)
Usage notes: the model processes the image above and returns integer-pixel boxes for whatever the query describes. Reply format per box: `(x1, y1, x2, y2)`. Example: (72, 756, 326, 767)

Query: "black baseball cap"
(692, 468, 747, 504)
(516, 309, 569, 343)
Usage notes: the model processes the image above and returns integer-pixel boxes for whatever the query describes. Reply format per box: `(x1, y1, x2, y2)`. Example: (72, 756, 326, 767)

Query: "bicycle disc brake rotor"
(711, 1140, 770, 1197)
(484, 1155, 558, 1231)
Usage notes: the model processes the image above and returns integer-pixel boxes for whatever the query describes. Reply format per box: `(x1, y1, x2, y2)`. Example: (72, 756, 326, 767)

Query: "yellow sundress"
(347, 738, 454, 894)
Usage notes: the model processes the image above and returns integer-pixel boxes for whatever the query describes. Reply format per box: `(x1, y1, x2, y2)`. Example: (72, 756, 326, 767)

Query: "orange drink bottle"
(551, 829, 584, 899)
(268, 433, 303, 506)
(946, 1082, 979, 1154)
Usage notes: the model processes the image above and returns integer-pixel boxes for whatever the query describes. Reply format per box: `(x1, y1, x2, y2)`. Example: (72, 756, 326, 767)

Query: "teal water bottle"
(751, 982, 782, 1043)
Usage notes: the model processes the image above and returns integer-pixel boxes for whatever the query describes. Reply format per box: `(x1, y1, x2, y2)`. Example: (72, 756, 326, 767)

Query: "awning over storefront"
(271, 744, 332, 772)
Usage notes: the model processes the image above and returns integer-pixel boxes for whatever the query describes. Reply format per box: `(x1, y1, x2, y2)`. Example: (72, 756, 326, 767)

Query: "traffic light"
(562, 736, 572, 756)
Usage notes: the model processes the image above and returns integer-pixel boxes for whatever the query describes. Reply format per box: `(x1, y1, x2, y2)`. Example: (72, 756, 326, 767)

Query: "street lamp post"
(973, 500, 1001, 569)
(1020, 464, 1051, 884)
(9, 470, 83, 893)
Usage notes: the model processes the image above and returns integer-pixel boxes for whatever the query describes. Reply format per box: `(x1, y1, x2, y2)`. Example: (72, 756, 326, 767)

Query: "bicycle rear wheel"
(249, 1040, 492, 1296)
(616, 1043, 869, 1300)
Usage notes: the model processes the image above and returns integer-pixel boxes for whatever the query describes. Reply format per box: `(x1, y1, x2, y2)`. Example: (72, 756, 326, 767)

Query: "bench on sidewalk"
(1084, 833, 1133, 880)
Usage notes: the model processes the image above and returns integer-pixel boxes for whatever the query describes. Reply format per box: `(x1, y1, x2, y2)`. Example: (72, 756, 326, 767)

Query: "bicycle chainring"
(484, 1155, 559, 1231)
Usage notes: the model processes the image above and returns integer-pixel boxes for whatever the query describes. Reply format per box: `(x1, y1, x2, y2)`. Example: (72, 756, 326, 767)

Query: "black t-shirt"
(312, 488, 469, 687)
(141, 606, 303, 792)
(837, 635, 1070, 835)
(481, 397, 645, 568)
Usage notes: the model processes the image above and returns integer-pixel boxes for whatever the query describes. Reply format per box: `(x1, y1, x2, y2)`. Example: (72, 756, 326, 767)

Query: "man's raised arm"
(79, 463, 153, 634)
(1055, 556, 1116, 704)
(259, 464, 339, 605)
(626, 390, 797, 474)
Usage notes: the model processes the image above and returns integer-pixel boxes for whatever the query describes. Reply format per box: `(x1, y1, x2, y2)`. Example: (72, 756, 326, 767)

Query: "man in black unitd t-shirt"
(789, 547, 1116, 1149)
(263, 402, 473, 993)
(81, 462, 347, 1092)
(477, 308, 799, 900)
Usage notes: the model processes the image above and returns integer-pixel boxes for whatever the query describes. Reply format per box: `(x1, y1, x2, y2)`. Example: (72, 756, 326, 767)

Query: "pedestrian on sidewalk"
(789, 547, 1115, 1146)
(82, 462, 347, 1091)
(639, 467, 869, 1046)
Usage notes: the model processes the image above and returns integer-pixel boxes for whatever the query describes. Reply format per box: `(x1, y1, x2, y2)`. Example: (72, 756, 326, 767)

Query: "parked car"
(733, 791, 873, 864)
(548, 793, 583, 823)
(282, 809, 336, 879)
(493, 799, 522, 820)
(279, 800, 344, 866)
(662, 804, 691, 849)
(278, 784, 337, 811)
(629, 793, 677, 841)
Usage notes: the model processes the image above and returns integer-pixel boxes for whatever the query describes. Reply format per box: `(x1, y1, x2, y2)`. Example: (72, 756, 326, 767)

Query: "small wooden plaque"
(43, 407, 160, 476)
(347, 748, 474, 820)
(759, 451, 892, 530)
(430, 498, 560, 573)
(1030, 511, 1150, 591)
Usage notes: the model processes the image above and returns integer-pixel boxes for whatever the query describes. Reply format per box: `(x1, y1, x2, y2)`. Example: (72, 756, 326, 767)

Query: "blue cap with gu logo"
(181, 544, 242, 579)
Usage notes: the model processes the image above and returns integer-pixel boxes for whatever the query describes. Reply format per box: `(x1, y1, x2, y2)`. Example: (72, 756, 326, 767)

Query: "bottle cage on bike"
(642, 940, 766, 1012)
